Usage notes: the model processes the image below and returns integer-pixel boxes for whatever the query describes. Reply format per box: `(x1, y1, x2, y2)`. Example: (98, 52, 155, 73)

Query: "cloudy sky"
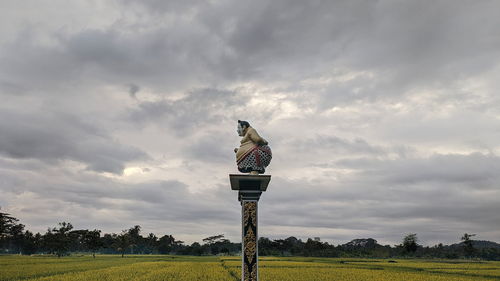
(1, 0, 499, 246)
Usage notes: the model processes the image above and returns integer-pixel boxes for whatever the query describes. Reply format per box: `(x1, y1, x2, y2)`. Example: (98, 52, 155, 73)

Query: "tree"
(304, 238, 327, 256)
(158, 234, 175, 254)
(461, 233, 476, 258)
(100, 233, 116, 254)
(202, 234, 225, 245)
(43, 222, 74, 257)
(402, 233, 419, 254)
(202, 234, 228, 255)
(188, 242, 205, 255)
(258, 237, 276, 255)
(127, 225, 141, 254)
(82, 230, 102, 258)
(144, 233, 158, 254)
(8, 223, 25, 254)
(113, 231, 131, 258)
(0, 209, 20, 251)
(21, 231, 41, 255)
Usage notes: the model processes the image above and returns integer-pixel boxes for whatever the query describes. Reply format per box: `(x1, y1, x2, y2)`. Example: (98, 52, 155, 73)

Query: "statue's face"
(237, 123, 244, 136)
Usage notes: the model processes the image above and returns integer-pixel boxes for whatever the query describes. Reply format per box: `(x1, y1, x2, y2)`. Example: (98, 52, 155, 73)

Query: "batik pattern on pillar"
(243, 201, 258, 281)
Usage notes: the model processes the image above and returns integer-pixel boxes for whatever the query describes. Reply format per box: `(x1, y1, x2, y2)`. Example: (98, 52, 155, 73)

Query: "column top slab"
(229, 174, 271, 191)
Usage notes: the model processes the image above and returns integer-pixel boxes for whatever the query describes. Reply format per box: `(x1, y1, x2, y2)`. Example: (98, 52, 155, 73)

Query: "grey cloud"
(129, 88, 248, 133)
(1, 167, 239, 235)
(120, 0, 205, 14)
(3, 0, 499, 101)
(0, 109, 148, 174)
(59, 180, 194, 213)
(199, 0, 500, 94)
(186, 131, 235, 164)
(2, 0, 500, 245)
(336, 152, 500, 186)
(199, 1, 374, 75)
(260, 173, 500, 244)
(383, 153, 500, 185)
(297, 135, 387, 156)
(331, 1, 500, 97)
(1, 26, 218, 94)
(378, 110, 500, 146)
(128, 84, 140, 99)
(0, 38, 81, 94)
(260, 152, 500, 241)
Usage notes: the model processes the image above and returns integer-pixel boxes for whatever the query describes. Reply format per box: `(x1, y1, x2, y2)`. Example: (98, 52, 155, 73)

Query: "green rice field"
(1, 255, 500, 280)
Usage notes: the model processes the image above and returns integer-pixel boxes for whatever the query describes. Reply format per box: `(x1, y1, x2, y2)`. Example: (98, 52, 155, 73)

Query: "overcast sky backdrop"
(1, 0, 499, 246)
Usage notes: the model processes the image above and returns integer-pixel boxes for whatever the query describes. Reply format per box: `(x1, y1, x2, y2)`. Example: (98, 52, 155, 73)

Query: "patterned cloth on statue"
(237, 145, 272, 173)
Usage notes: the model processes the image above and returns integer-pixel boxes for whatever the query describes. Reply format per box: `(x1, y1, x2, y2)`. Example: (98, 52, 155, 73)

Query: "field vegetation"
(2, 255, 500, 281)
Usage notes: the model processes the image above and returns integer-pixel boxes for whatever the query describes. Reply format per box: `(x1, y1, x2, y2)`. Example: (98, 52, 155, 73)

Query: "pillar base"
(230, 174, 271, 281)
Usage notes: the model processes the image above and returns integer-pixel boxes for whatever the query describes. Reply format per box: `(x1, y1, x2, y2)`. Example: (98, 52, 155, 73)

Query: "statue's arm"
(249, 129, 268, 145)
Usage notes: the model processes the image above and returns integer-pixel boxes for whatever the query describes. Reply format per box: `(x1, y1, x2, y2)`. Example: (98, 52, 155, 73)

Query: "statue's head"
(237, 120, 250, 136)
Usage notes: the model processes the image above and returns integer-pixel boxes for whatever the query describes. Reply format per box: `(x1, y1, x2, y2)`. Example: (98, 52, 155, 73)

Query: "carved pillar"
(230, 174, 271, 281)
(242, 201, 258, 281)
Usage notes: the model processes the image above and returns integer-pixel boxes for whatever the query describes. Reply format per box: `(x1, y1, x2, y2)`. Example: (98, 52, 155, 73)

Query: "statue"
(234, 120, 272, 174)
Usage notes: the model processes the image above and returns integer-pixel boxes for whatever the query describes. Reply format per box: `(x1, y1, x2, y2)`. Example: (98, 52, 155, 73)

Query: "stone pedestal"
(229, 174, 271, 281)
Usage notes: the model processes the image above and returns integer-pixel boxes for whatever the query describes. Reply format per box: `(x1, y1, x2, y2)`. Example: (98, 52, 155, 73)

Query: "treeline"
(259, 236, 500, 260)
(0, 211, 239, 257)
(2, 210, 500, 260)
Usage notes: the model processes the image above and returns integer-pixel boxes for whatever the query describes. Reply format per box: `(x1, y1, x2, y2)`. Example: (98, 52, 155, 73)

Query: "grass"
(1, 255, 500, 280)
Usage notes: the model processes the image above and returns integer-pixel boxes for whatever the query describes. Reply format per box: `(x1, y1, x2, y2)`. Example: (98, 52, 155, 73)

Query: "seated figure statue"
(234, 120, 272, 174)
